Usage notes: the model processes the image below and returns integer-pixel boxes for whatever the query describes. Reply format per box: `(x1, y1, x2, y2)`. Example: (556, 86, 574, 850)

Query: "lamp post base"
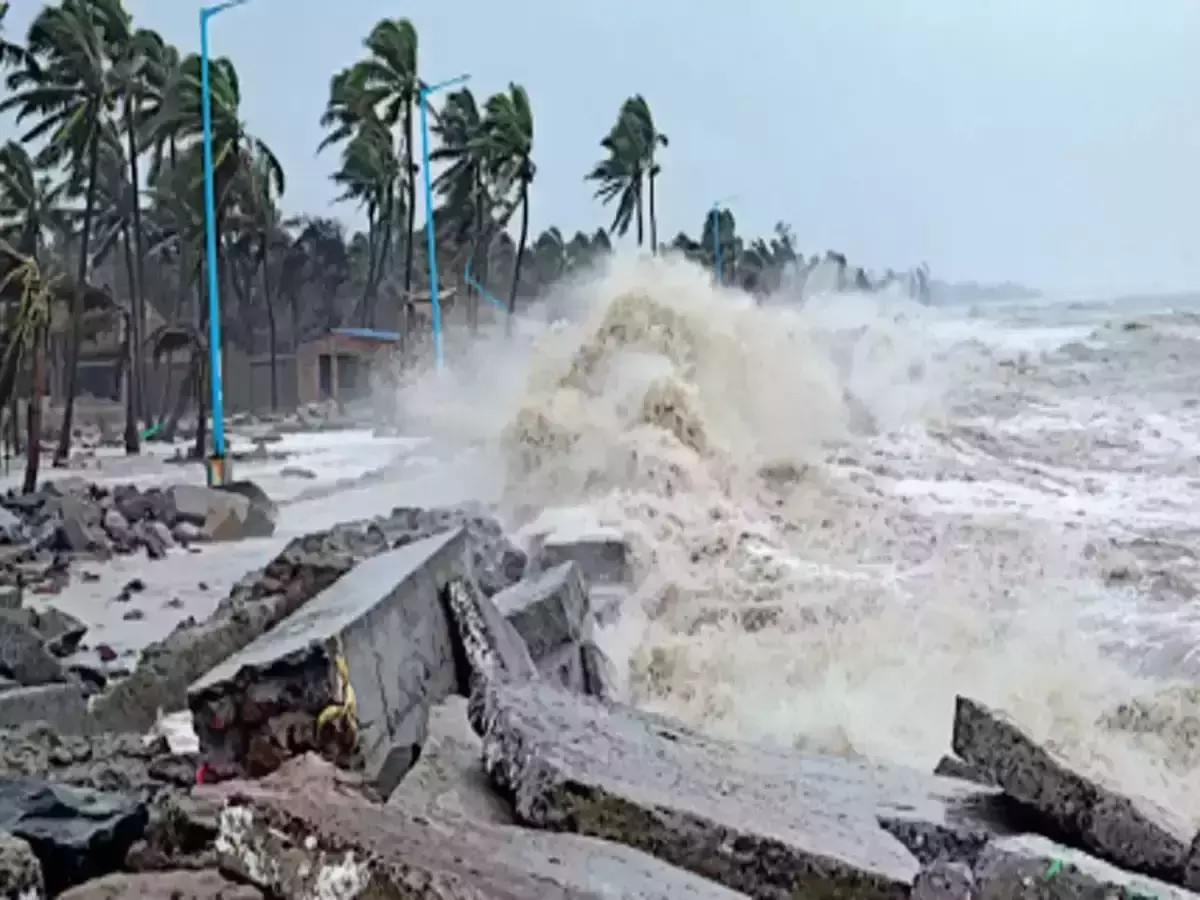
(205, 455, 233, 487)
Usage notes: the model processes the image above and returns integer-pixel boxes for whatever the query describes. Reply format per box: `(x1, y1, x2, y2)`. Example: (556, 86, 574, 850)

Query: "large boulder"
(952, 695, 1200, 888)
(0, 777, 147, 895)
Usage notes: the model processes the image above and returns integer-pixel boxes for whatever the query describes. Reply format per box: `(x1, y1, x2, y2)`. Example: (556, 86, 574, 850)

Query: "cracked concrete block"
(188, 528, 468, 796)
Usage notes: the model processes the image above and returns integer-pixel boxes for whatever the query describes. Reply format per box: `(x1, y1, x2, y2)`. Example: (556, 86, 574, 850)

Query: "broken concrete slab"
(0, 829, 43, 900)
(0, 683, 91, 733)
(952, 694, 1199, 888)
(215, 754, 750, 900)
(974, 834, 1200, 900)
(476, 680, 1020, 899)
(189, 529, 468, 795)
(493, 562, 590, 661)
(57, 869, 262, 900)
(444, 578, 537, 690)
(530, 530, 629, 587)
(385, 695, 516, 822)
(0, 777, 147, 895)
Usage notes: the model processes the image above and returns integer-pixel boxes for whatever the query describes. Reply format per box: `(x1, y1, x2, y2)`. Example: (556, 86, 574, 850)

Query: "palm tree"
(430, 87, 491, 328)
(0, 247, 49, 492)
(586, 96, 668, 251)
(3, 0, 130, 465)
(478, 83, 534, 321)
(347, 19, 419, 316)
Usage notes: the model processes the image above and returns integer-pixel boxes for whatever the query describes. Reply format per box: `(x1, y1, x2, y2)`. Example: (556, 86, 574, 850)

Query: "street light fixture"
(199, 0, 247, 487)
(419, 73, 470, 372)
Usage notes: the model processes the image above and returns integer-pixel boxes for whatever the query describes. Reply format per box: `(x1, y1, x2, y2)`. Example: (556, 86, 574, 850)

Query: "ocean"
(393, 255, 1200, 829)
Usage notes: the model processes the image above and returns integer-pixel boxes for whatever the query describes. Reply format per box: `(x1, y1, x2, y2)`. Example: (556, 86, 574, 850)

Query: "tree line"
(0, 0, 927, 493)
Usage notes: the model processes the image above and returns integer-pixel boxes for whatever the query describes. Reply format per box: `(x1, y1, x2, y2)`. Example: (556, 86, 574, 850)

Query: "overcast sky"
(4, 0, 1199, 296)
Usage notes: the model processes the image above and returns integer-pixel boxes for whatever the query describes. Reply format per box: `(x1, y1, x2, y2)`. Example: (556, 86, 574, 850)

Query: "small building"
(295, 327, 401, 405)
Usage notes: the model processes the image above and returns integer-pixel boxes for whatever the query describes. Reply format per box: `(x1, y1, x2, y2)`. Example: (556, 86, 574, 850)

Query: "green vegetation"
(0, 1, 916, 489)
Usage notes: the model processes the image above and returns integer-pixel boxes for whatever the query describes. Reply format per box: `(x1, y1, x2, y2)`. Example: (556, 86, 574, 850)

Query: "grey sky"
(5, 0, 1199, 295)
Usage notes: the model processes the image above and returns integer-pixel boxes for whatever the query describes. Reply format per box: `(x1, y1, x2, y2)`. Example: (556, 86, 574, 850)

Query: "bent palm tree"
(586, 96, 668, 251)
(478, 83, 534, 322)
(3, 0, 128, 465)
(349, 19, 419, 314)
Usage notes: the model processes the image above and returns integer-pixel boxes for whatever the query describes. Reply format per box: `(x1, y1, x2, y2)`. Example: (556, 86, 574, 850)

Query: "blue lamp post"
(419, 73, 470, 372)
(199, 0, 247, 486)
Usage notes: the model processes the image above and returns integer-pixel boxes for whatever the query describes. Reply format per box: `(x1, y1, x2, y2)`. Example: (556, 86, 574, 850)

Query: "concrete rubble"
(3, 507, 1199, 898)
(0, 479, 278, 600)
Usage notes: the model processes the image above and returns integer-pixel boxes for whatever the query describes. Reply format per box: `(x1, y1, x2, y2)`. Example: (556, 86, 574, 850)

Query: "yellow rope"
(316, 645, 357, 744)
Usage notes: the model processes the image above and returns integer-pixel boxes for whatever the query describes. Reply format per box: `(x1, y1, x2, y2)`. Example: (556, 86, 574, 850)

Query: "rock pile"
(3, 506, 1195, 898)
(0, 480, 278, 596)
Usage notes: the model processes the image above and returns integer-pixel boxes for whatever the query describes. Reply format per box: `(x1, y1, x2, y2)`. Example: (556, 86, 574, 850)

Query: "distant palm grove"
(0, 0, 926, 489)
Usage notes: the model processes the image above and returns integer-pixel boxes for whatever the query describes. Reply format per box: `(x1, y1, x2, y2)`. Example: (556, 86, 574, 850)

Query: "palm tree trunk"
(161, 356, 192, 443)
(507, 177, 530, 331)
(635, 169, 645, 248)
(648, 170, 658, 255)
(125, 97, 149, 423)
(261, 252, 278, 411)
(119, 227, 140, 455)
(361, 208, 379, 327)
(402, 102, 417, 304)
(54, 125, 103, 466)
(22, 324, 45, 494)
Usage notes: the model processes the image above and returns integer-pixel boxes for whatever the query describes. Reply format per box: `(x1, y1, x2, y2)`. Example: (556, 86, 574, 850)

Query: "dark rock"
(580, 640, 619, 702)
(279, 466, 317, 480)
(934, 754, 994, 787)
(911, 860, 974, 900)
(121, 609, 144, 622)
(58, 869, 263, 900)
(952, 695, 1199, 888)
(212, 754, 750, 900)
(15, 605, 88, 657)
(0, 615, 64, 685)
(0, 828, 43, 899)
(0, 777, 147, 894)
(189, 529, 468, 795)
(95, 645, 116, 664)
(125, 791, 223, 873)
(974, 834, 1200, 900)
(0, 508, 25, 546)
(476, 680, 1023, 899)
